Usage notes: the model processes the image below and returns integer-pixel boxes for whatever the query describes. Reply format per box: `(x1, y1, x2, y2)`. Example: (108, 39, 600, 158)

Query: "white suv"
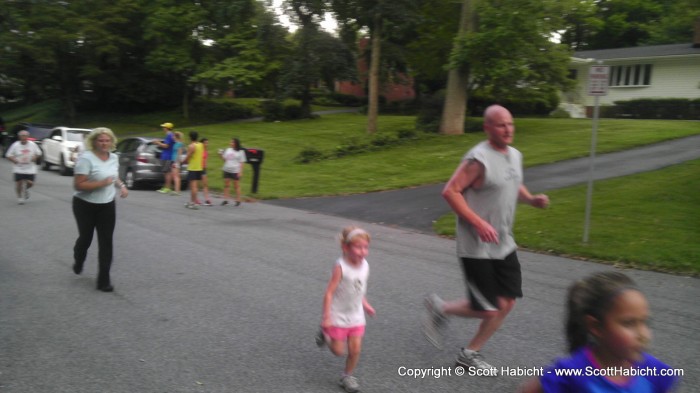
(41, 127, 92, 175)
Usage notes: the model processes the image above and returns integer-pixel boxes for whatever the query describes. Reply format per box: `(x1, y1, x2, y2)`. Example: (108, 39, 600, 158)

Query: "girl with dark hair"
(519, 271, 679, 393)
(219, 137, 246, 206)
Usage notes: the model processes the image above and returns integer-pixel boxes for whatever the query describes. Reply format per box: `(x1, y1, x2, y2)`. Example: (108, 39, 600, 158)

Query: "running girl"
(520, 271, 679, 393)
(317, 226, 376, 393)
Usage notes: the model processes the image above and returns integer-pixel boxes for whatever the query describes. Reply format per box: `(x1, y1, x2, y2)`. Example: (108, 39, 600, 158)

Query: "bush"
(295, 146, 325, 163)
(613, 98, 700, 120)
(191, 98, 259, 121)
(549, 108, 572, 119)
(283, 103, 304, 120)
(261, 100, 285, 122)
(330, 93, 366, 107)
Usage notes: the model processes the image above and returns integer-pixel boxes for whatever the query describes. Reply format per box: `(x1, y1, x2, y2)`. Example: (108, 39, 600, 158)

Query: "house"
(563, 20, 700, 118)
(334, 38, 416, 103)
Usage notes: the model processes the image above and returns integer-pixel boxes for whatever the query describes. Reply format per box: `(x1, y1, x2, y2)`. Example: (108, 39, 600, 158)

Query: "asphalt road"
(1, 157, 698, 393)
(267, 133, 700, 234)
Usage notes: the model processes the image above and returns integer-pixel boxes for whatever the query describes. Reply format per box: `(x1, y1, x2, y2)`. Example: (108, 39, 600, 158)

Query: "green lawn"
(5, 103, 699, 274)
(434, 160, 700, 276)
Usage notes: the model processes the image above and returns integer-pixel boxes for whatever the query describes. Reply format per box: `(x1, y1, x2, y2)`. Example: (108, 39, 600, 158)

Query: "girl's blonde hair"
(85, 127, 117, 152)
(339, 226, 371, 246)
(174, 131, 183, 141)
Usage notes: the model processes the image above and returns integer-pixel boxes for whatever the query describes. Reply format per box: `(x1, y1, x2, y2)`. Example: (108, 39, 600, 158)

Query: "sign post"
(583, 63, 609, 243)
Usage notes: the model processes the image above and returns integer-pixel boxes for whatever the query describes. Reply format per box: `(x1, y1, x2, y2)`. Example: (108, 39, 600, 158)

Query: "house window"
(609, 64, 652, 87)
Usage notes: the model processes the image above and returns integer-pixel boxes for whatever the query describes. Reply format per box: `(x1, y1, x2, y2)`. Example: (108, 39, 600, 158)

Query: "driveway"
(266, 134, 700, 233)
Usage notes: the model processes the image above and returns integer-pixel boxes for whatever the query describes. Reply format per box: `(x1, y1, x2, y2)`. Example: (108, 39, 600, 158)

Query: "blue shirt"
(74, 151, 119, 204)
(161, 132, 175, 161)
(540, 347, 678, 393)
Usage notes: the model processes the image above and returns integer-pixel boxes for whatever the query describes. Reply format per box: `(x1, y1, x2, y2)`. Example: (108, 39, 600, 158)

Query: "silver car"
(115, 137, 188, 190)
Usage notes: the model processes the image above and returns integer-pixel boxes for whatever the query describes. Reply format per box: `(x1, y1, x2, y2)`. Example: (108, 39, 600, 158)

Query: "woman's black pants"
(72, 197, 116, 287)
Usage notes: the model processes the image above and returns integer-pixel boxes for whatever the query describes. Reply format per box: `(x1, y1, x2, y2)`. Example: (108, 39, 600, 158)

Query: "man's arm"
(441, 159, 500, 244)
(517, 185, 549, 208)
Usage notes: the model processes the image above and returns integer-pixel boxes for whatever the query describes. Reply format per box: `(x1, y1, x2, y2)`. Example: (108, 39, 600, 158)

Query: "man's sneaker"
(170, 191, 180, 196)
(157, 187, 171, 194)
(422, 293, 447, 349)
(339, 375, 360, 393)
(18, 198, 25, 205)
(234, 201, 241, 206)
(315, 329, 326, 348)
(203, 200, 212, 206)
(185, 202, 199, 210)
(455, 349, 498, 376)
(221, 200, 229, 206)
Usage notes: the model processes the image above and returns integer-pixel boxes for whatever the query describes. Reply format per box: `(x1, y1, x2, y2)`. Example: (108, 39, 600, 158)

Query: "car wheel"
(125, 170, 137, 190)
(42, 157, 51, 170)
(59, 154, 72, 176)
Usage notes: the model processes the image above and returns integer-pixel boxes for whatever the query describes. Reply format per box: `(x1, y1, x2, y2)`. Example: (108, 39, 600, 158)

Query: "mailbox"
(244, 148, 264, 193)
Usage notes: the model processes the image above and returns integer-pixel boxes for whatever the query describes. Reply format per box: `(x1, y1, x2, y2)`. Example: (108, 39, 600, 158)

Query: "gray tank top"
(456, 141, 523, 259)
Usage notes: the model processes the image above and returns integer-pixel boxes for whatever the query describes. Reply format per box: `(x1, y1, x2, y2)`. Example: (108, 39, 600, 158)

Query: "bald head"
(483, 105, 512, 126)
(483, 105, 515, 151)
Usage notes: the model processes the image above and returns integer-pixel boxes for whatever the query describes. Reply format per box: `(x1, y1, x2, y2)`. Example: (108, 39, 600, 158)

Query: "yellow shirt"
(187, 142, 204, 171)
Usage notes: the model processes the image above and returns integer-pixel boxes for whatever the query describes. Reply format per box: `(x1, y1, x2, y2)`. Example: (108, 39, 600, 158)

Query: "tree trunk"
(366, 13, 382, 134)
(182, 84, 190, 121)
(439, 0, 472, 135)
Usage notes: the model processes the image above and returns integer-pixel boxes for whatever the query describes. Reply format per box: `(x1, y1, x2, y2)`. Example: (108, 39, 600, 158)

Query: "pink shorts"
(323, 325, 366, 341)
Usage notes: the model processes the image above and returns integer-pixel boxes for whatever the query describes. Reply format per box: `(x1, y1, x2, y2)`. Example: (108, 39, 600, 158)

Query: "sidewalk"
(267, 134, 700, 233)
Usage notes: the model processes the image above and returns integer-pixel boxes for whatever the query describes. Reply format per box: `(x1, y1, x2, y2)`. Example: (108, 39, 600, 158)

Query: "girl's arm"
(363, 296, 375, 316)
(321, 264, 342, 328)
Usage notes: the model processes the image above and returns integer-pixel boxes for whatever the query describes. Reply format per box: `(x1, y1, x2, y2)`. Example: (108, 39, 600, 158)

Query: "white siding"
(566, 56, 700, 108)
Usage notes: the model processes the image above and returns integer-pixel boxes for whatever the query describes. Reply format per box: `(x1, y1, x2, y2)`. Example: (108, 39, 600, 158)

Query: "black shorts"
(161, 160, 173, 173)
(187, 170, 203, 181)
(460, 251, 522, 311)
(223, 171, 240, 180)
(15, 173, 35, 182)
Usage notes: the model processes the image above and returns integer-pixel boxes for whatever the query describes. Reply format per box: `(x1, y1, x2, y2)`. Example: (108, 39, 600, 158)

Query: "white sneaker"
(455, 349, 498, 376)
(422, 293, 447, 349)
(18, 198, 25, 205)
(339, 375, 360, 393)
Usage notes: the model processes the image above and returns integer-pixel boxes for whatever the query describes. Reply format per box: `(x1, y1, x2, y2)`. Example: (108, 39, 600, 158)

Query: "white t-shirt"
(222, 148, 247, 173)
(6, 140, 42, 174)
(329, 257, 370, 328)
(73, 150, 119, 204)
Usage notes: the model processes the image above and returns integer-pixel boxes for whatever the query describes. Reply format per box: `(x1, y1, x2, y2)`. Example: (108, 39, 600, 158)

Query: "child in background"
(316, 226, 376, 393)
(219, 137, 246, 206)
(519, 271, 679, 393)
(170, 131, 184, 196)
(200, 138, 212, 206)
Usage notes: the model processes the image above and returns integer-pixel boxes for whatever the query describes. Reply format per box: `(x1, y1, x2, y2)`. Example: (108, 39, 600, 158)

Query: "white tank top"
(330, 257, 369, 327)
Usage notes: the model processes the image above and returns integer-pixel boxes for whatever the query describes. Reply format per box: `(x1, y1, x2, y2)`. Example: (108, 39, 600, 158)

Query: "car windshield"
(67, 131, 89, 142)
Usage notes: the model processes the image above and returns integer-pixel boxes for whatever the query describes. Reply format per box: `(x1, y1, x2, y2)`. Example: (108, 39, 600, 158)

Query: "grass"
(4, 102, 699, 274)
(434, 160, 700, 276)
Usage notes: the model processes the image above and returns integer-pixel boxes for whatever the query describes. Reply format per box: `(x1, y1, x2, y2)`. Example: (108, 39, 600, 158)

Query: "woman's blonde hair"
(85, 127, 117, 152)
(174, 131, 183, 140)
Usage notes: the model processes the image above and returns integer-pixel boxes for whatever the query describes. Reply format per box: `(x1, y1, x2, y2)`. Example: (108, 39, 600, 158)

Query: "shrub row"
(295, 128, 418, 164)
(190, 97, 262, 121)
(261, 100, 307, 121)
(611, 98, 700, 120)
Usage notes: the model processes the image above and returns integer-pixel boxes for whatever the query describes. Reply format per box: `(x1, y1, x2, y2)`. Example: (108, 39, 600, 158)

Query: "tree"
(439, 0, 473, 135)
(331, 0, 419, 133)
(142, 0, 207, 119)
(450, 0, 574, 113)
(646, 0, 700, 45)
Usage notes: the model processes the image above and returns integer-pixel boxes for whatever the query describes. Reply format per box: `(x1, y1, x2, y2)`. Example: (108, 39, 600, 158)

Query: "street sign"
(587, 65, 610, 96)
